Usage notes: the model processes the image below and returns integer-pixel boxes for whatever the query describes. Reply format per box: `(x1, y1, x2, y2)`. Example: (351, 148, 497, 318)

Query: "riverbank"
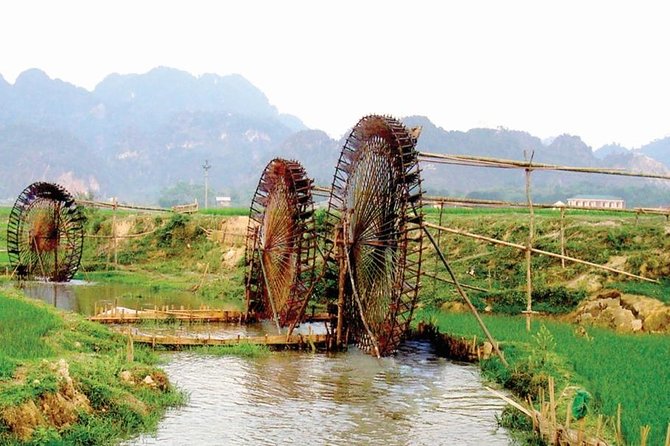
(413, 308, 670, 446)
(0, 286, 185, 445)
(3, 207, 670, 444)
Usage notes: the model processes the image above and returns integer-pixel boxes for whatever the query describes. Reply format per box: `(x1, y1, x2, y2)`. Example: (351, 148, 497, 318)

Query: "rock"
(644, 308, 670, 332)
(142, 375, 155, 387)
(440, 301, 468, 313)
(119, 370, 134, 383)
(631, 319, 643, 332)
(481, 342, 493, 359)
(606, 307, 636, 332)
(621, 294, 664, 315)
(566, 274, 603, 293)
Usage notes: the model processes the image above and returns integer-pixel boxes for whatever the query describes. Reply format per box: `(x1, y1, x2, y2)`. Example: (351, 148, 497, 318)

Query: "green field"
(415, 309, 670, 445)
(0, 289, 185, 445)
(1, 202, 669, 444)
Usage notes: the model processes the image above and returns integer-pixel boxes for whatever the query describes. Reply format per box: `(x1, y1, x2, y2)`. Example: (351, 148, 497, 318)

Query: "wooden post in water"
(432, 202, 444, 298)
(335, 223, 346, 350)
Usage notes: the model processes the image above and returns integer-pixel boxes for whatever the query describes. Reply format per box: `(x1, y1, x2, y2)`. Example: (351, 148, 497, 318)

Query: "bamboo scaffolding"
(425, 222, 658, 283)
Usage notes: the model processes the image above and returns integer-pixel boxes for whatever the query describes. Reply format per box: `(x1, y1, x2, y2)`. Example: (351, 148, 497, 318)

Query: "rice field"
(415, 309, 670, 445)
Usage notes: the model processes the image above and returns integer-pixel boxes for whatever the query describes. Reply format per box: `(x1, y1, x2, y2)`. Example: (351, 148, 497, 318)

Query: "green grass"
(199, 207, 248, 216)
(182, 344, 269, 358)
(416, 309, 670, 445)
(609, 279, 670, 304)
(0, 297, 62, 364)
(0, 290, 185, 444)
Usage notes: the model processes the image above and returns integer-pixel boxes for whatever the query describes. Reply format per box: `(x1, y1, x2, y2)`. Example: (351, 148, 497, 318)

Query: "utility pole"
(202, 160, 212, 209)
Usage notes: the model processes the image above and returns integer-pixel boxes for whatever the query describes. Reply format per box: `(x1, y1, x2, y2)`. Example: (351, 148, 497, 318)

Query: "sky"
(1, 0, 669, 149)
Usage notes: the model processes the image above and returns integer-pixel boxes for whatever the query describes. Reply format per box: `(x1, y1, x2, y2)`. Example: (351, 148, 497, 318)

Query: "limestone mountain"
(0, 67, 305, 203)
(1, 67, 670, 206)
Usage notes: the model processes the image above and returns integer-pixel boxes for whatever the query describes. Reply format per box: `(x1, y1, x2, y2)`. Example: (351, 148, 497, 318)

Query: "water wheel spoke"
(245, 159, 317, 328)
(326, 115, 423, 356)
(7, 182, 84, 282)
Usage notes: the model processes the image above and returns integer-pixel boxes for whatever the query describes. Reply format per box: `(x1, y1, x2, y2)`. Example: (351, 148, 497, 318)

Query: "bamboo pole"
(560, 207, 566, 269)
(423, 195, 670, 217)
(78, 199, 172, 213)
(424, 222, 658, 283)
(112, 197, 118, 267)
(335, 225, 347, 349)
(419, 152, 670, 181)
(423, 225, 508, 366)
(432, 202, 445, 298)
(524, 160, 535, 332)
(258, 251, 282, 334)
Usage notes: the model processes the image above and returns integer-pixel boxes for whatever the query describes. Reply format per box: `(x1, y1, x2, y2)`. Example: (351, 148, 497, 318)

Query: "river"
(18, 281, 512, 445)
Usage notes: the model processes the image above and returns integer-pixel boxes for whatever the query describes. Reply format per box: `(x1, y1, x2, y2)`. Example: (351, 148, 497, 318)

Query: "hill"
(2, 67, 670, 206)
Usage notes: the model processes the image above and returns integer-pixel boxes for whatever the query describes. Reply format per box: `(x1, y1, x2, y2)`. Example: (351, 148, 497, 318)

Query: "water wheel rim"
(7, 182, 85, 282)
(326, 115, 424, 356)
(245, 159, 317, 327)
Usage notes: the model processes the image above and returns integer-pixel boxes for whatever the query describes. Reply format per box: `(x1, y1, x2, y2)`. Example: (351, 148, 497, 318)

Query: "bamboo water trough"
(130, 332, 330, 350)
(88, 305, 333, 324)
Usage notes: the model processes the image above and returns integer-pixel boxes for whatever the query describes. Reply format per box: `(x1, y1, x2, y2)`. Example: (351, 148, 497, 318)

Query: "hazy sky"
(2, 0, 669, 149)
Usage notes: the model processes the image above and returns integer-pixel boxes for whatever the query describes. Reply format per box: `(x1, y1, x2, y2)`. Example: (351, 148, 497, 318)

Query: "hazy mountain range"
(1, 67, 670, 207)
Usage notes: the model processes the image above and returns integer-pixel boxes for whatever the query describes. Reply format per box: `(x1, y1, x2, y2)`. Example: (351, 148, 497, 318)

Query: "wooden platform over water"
(89, 306, 247, 323)
(131, 332, 331, 350)
(89, 306, 333, 324)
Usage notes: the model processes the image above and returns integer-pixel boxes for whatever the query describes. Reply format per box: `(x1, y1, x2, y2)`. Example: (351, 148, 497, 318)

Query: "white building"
(566, 195, 625, 209)
(215, 196, 232, 207)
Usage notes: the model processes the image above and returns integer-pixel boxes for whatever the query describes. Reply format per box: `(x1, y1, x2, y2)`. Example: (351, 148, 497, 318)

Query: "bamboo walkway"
(89, 306, 247, 323)
(131, 332, 331, 350)
(89, 306, 333, 324)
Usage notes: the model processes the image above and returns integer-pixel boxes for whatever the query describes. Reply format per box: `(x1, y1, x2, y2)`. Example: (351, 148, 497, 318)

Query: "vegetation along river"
(23, 281, 512, 445)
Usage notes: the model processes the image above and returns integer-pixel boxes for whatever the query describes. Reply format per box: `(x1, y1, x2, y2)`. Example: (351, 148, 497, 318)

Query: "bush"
(487, 286, 584, 314)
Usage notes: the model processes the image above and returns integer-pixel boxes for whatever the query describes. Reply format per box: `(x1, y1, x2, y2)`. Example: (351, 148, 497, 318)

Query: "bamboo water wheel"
(324, 115, 424, 356)
(245, 159, 318, 328)
(6, 182, 85, 282)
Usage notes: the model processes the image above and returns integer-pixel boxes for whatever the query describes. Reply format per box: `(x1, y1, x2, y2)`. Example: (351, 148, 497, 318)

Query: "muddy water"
(127, 341, 511, 446)
(18, 282, 512, 445)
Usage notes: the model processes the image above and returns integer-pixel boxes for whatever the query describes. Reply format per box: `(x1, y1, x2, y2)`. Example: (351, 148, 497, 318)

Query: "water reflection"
(16, 280, 234, 316)
(127, 341, 510, 446)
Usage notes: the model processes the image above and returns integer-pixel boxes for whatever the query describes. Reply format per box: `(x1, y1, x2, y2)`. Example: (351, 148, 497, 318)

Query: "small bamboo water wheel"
(6, 182, 85, 282)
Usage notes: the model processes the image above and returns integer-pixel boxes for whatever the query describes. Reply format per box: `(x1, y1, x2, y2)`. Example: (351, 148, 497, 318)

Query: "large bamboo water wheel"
(6, 182, 85, 282)
(324, 115, 424, 356)
(245, 159, 317, 329)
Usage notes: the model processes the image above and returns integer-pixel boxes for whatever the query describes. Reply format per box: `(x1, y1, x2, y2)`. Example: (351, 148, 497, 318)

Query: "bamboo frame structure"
(419, 152, 670, 181)
(419, 152, 666, 330)
(425, 222, 657, 283)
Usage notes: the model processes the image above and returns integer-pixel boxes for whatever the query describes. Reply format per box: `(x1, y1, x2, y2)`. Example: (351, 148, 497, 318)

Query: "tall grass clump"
(0, 296, 62, 361)
(0, 291, 185, 444)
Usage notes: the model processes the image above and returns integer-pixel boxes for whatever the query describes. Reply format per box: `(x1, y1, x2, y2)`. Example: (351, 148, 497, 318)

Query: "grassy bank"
(415, 309, 670, 445)
(0, 288, 185, 445)
(2, 203, 669, 444)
